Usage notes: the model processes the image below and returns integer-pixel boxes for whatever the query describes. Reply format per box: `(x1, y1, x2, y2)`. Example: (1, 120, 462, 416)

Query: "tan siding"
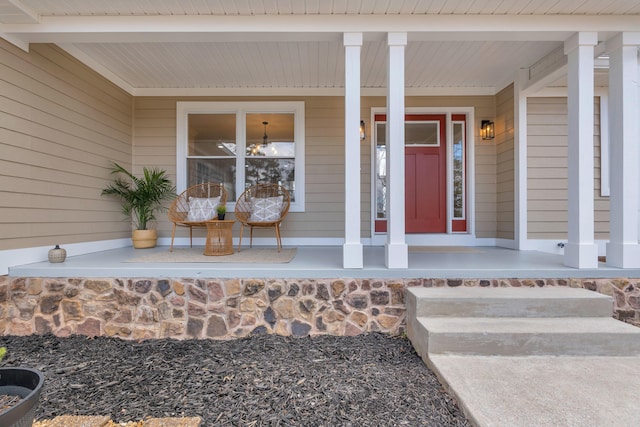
(495, 84, 514, 239)
(527, 97, 608, 240)
(592, 97, 609, 239)
(135, 95, 495, 241)
(0, 41, 133, 251)
(133, 96, 351, 239)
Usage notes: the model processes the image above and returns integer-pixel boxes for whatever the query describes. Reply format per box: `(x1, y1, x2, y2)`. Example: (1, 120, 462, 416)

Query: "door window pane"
(375, 123, 387, 219)
(452, 122, 465, 219)
(405, 122, 439, 146)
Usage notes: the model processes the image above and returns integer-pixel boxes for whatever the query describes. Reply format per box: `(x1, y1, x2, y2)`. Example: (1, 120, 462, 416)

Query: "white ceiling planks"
(15, 0, 640, 16)
(3, 0, 637, 92)
(361, 40, 386, 88)
(73, 41, 349, 88)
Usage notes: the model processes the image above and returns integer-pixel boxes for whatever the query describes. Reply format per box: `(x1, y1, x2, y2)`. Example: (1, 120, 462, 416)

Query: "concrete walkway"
(429, 355, 640, 427)
(406, 287, 640, 427)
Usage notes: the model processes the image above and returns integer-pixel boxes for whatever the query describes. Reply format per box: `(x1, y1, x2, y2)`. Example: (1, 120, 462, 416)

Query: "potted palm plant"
(102, 163, 175, 248)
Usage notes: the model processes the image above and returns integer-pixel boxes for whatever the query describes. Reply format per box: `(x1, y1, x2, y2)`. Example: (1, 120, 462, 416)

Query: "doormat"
(126, 247, 296, 263)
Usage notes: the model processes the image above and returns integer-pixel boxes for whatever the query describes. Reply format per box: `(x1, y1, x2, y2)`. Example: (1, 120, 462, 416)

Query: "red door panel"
(405, 148, 445, 232)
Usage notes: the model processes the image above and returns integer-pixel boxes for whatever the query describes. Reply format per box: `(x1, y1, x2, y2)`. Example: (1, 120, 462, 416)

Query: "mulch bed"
(1, 333, 470, 426)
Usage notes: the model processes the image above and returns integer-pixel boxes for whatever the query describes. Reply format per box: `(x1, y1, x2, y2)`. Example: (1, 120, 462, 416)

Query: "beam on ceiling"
(3, 14, 640, 45)
(521, 39, 611, 95)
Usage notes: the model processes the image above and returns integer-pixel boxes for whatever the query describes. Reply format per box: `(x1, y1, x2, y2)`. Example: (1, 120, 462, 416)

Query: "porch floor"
(8, 246, 640, 279)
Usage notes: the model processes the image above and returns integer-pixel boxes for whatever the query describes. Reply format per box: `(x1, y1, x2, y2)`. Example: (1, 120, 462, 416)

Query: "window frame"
(177, 101, 305, 212)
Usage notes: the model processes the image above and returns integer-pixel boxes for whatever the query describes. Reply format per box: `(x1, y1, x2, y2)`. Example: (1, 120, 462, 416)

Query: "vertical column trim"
(606, 32, 640, 268)
(514, 69, 529, 250)
(343, 32, 364, 268)
(563, 32, 599, 268)
(385, 32, 408, 268)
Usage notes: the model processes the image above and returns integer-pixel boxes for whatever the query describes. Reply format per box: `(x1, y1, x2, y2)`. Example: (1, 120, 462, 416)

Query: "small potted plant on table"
(216, 204, 227, 220)
(101, 163, 175, 248)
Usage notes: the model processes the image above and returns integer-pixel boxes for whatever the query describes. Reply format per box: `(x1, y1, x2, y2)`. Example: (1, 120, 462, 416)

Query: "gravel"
(1, 333, 470, 426)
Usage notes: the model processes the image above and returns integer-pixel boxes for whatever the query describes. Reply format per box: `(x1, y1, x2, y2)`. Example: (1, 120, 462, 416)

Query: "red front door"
(405, 114, 447, 233)
(374, 114, 448, 234)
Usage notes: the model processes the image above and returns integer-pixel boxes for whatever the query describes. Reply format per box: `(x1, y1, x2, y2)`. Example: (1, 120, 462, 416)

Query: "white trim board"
(369, 106, 476, 242)
(1, 239, 130, 275)
(524, 239, 608, 257)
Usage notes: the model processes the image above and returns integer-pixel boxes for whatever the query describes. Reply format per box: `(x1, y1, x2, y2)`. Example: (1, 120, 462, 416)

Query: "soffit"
(62, 39, 560, 91)
(1, 1, 637, 93)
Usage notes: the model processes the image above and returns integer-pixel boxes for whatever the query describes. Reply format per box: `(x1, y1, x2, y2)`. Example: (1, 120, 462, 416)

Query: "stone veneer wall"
(1, 276, 639, 340)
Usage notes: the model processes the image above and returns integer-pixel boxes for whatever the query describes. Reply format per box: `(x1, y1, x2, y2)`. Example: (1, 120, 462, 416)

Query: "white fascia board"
(133, 86, 498, 97)
(0, 31, 29, 51)
(522, 66, 568, 96)
(5, 14, 640, 44)
(58, 43, 135, 95)
(521, 40, 608, 96)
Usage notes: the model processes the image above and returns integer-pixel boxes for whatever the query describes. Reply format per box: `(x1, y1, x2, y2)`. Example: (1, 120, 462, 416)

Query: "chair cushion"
(249, 196, 283, 222)
(186, 196, 220, 221)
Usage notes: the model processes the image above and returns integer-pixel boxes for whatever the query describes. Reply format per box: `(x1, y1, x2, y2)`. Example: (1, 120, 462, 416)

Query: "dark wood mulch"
(0, 333, 470, 426)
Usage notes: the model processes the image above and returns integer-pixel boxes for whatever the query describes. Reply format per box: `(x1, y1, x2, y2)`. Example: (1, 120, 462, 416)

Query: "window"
(452, 121, 465, 219)
(177, 102, 305, 212)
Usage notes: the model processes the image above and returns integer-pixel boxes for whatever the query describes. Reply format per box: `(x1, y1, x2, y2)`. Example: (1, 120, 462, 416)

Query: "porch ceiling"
(1, 1, 637, 95)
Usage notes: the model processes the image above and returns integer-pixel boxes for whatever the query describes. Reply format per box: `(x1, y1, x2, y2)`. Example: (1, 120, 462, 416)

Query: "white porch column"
(343, 32, 363, 268)
(563, 32, 598, 268)
(606, 32, 640, 268)
(514, 69, 529, 250)
(385, 32, 408, 268)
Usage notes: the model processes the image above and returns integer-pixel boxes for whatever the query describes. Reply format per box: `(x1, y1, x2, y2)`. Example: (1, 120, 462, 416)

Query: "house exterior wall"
(135, 95, 496, 242)
(134, 96, 353, 240)
(495, 84, 515, 240)
(0, 41, 133, 251)
(527, 97, 608, 240)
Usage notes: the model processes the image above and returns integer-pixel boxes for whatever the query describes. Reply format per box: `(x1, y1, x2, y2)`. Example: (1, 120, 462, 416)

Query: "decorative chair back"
(235, 183, 290, 224)
(235, 183, 291, 251)
(167, 182, 228, 251)
(168, 182, 227, 222)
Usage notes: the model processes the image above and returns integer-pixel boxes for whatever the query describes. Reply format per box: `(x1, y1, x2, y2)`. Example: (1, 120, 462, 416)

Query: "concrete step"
(413, 316, 640, 356)
(406, 287, 613, 318)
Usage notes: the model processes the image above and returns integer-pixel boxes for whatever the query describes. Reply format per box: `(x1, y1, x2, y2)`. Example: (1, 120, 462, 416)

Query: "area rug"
(126, 247, 296, 263)
(409, 246, 483, 253)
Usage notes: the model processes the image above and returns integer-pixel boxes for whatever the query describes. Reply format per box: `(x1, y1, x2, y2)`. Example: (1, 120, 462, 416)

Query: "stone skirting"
(1, 277, 638, 340)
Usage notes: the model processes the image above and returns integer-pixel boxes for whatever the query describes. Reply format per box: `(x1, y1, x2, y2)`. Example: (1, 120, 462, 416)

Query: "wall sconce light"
(360, 120, 366, 141)
(480, 120, 495, 141)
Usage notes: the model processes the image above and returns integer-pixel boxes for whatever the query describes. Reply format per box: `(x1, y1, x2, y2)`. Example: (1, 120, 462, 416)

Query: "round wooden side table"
(204, 220, 235, 256)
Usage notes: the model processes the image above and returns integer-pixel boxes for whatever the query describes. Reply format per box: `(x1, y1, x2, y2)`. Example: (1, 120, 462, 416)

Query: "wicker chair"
(167, 182, 227, 251)
(235, 183, 291, 252)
